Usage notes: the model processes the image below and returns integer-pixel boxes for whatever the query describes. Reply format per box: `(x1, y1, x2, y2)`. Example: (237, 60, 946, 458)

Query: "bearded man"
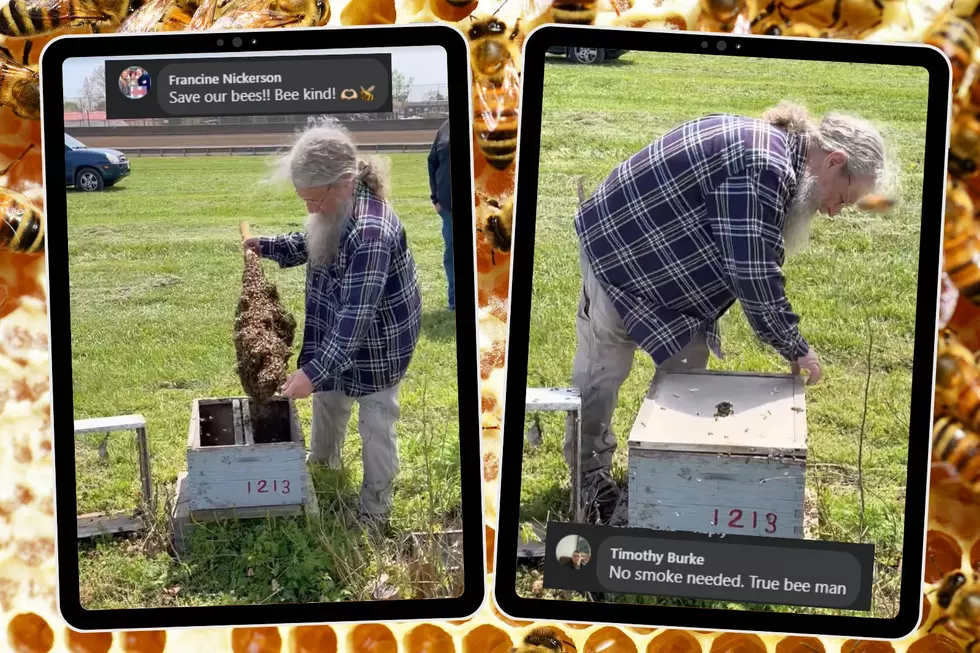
(244, 123, 423, 532)
(570, 101, 891, 524)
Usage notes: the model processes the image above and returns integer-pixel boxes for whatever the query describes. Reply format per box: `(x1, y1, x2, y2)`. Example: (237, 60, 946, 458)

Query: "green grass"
(516, 52, 931, 619)
(69, 152, 464, 608)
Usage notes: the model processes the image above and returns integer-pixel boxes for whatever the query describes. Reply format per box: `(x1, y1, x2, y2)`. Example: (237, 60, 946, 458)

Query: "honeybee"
(933, 417, 980, 493)
(949, 111, 980, 179)
(943, 177, 980, 303)
(551, 0, 597, 24)
(924, 13, 979, 93)
(117, 0, 199, 31)
(467, 13, 522, 88)
(928, 570, 980, 651)
(473, 80, 519, 171)
(936, 331, 980, 427)
(0, 0, 137, 36)
(748, 0, 908, 40)
(0, 144, 45, 312)
(478, 192, 513, 264)
(0, 51, 39, 121)
(855, 194, 896, 212)
(509, 627, 577, 653)
(205, 0, 328, 29)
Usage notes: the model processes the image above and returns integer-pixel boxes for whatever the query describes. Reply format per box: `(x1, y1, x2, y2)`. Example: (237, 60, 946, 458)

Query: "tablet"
(493, 24, 951, 640)
(39, 24, 484, 631)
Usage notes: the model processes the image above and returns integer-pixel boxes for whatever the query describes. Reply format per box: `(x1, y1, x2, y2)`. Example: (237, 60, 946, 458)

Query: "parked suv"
(547, 46, 628, 64)
(65, 133, 131, 192)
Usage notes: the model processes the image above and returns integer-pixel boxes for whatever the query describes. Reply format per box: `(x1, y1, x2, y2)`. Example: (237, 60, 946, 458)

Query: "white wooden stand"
(526, 387, 584, 523)
(74, 414, 154, 539)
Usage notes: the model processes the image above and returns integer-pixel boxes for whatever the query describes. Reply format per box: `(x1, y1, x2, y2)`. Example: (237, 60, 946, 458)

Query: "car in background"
(547, 46, 629, 65)
(65, 133, 131, 192)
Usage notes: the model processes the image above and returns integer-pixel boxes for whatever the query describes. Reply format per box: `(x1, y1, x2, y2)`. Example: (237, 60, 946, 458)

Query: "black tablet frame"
(39, 23, 485, 631)
(492, 23, 951, 640)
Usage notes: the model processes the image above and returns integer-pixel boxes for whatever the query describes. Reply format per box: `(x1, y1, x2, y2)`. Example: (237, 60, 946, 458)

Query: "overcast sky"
(62, 44, 449, 102)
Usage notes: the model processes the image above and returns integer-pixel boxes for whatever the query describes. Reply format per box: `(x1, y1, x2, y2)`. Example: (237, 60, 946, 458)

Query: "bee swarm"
(233, 249, 297, 405)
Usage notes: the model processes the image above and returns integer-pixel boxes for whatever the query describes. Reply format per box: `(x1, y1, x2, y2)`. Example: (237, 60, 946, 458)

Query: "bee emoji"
(551, 0, 597, 24)
(943, 177, 980, 304)
(924, 13, 980, 93)
(928, 569, 980, 650)
(0, 51, 39, 121)
(478, 192, 513, 264)
(509, 627, 577, 653)
(359, 85, 375, 102)
(0, 0, 138, 36)
(117, 0, 200, 31)
(473, 81, 519, 170)
(855, 194, 896, 212)
(467, 13, 522, 88)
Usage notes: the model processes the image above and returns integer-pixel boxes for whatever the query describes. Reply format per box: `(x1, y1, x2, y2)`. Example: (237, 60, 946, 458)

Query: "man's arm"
(301, 236, 392, 389)
(258, 233, 308, 268)
(705, 169, 810, 362)
(427, 136, 440, 206)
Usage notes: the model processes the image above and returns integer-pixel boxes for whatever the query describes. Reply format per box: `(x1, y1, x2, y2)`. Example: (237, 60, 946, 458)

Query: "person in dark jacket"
(427, 119, 454, 310)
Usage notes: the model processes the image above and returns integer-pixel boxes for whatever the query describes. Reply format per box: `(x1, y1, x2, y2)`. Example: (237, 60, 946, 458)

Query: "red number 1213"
(247, 480, 290, 494)
(712, 508, 777, 534)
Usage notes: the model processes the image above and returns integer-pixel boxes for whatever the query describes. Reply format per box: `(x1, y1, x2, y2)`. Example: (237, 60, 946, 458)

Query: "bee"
(117, 0, 199, 31)
(928, 570, 980, 651)
(0, 0, 139, 36)
(0, 144, 45, 312)
(550, 0, 597, 24)
(933, 417, 980, 493)
(509, 627, 577, 653)
(855, 194, 896, 212)
(473, 81, 519, 171)
(467, 13, 522, 88)
(204, 0, 328, 29)
(949, 111, 980, 180)
(924, 13, 980, 94)
(478, 192, 513, 264)
(359, 85, 375, 102)
(748, 0, 908, 40)
(936, 328, 980, 426)
(0, 51, 39, 121)
(943, 177, 980, 303)
(699, 0, 744, 27)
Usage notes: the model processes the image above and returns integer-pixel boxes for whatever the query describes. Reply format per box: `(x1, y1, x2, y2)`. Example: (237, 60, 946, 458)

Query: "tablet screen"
(49, 38, 478, 623)
(500, 32, 945, 633)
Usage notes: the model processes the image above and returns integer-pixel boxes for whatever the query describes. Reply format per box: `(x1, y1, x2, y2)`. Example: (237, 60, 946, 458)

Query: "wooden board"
(627, 450, 805, 538)
(526, 387, 581, 412)
(77, 511, 142, 539)
(75, 414, 146, 436)
(628, 369, 807, 456)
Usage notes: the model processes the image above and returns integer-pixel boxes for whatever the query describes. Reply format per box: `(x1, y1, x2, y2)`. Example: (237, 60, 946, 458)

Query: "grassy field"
(516, 52, 931, 619)
(69, 152, 464, 608)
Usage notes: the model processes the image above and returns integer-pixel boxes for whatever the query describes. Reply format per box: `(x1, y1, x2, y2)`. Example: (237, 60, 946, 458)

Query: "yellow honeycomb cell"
(349, 624, 398, 653)
(64, 629, 112, 653)
(289, 626, 338, 653)
(7, 613, 54, 653)
(230, 627, 282, 653)
(119, 631, 167, 653)
(462, 624, 512, 653)
(403, 624, 454, 652)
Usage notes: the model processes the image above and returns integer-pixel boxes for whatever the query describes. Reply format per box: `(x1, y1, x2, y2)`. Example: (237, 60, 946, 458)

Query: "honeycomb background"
(0, 0, 975, 649)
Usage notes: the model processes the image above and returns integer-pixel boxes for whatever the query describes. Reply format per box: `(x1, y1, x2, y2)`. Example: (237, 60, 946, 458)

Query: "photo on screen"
(40, 25, 484, 630)
(493, 26, 949, 639)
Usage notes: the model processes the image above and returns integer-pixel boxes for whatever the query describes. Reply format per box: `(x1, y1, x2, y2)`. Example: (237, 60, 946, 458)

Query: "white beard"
(305, 196, 354, 267)
(782, 169, 822, 256)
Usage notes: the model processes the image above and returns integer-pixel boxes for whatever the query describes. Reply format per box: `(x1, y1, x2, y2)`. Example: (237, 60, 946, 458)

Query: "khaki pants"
(311, 384, 401, 517)
(567, 250, 709, 478)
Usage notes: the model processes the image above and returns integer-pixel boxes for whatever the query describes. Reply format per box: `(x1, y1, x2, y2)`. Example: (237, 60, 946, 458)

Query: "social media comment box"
(543, 522, 874, 611)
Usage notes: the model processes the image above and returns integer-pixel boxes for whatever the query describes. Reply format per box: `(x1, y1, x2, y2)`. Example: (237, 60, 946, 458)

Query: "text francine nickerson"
(169, 73, 283, 85)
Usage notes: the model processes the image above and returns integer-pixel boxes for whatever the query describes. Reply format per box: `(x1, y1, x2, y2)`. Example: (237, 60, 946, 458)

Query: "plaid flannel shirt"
(575, 114, 812, 365)
(259, 181, 423, 397)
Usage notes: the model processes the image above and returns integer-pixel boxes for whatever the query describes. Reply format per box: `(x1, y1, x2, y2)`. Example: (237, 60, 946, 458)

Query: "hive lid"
(627, 369, 807, 457)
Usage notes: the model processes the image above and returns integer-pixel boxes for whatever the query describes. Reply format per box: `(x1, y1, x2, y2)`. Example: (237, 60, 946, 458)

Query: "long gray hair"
(762, 100, 897, 198)
(274, 118, 391, 200)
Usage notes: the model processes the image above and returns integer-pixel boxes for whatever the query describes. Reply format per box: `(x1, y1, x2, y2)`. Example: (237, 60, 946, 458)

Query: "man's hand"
(791, 347, 822, 386)
(243, 237, 261, 255)
(280, 369, 314, 399)
(434, 202, 442, 213)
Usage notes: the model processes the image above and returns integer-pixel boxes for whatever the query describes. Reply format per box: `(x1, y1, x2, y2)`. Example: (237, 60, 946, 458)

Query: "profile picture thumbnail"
(555, 534, 592, 570)
(119, 66, 150, 99)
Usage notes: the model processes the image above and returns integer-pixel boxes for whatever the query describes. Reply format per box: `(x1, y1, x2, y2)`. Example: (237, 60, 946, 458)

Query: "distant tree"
(391, 70, 413, 108)
(63, 101, 81, 112)
(80, 68, 106, 112)
(424, 88, 446, 101)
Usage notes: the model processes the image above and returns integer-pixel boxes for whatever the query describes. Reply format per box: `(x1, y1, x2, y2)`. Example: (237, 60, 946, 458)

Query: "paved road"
(79, 129, 438, 149)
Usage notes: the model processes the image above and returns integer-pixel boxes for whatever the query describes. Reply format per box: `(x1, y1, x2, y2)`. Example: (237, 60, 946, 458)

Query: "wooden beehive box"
(185, 396, 309, 514)
(627, 370, 807, 539)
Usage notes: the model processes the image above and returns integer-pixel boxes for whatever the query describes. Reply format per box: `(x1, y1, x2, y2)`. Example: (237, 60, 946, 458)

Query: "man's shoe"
(359, 512, 393, 538)
(583, 468, 621, 525)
